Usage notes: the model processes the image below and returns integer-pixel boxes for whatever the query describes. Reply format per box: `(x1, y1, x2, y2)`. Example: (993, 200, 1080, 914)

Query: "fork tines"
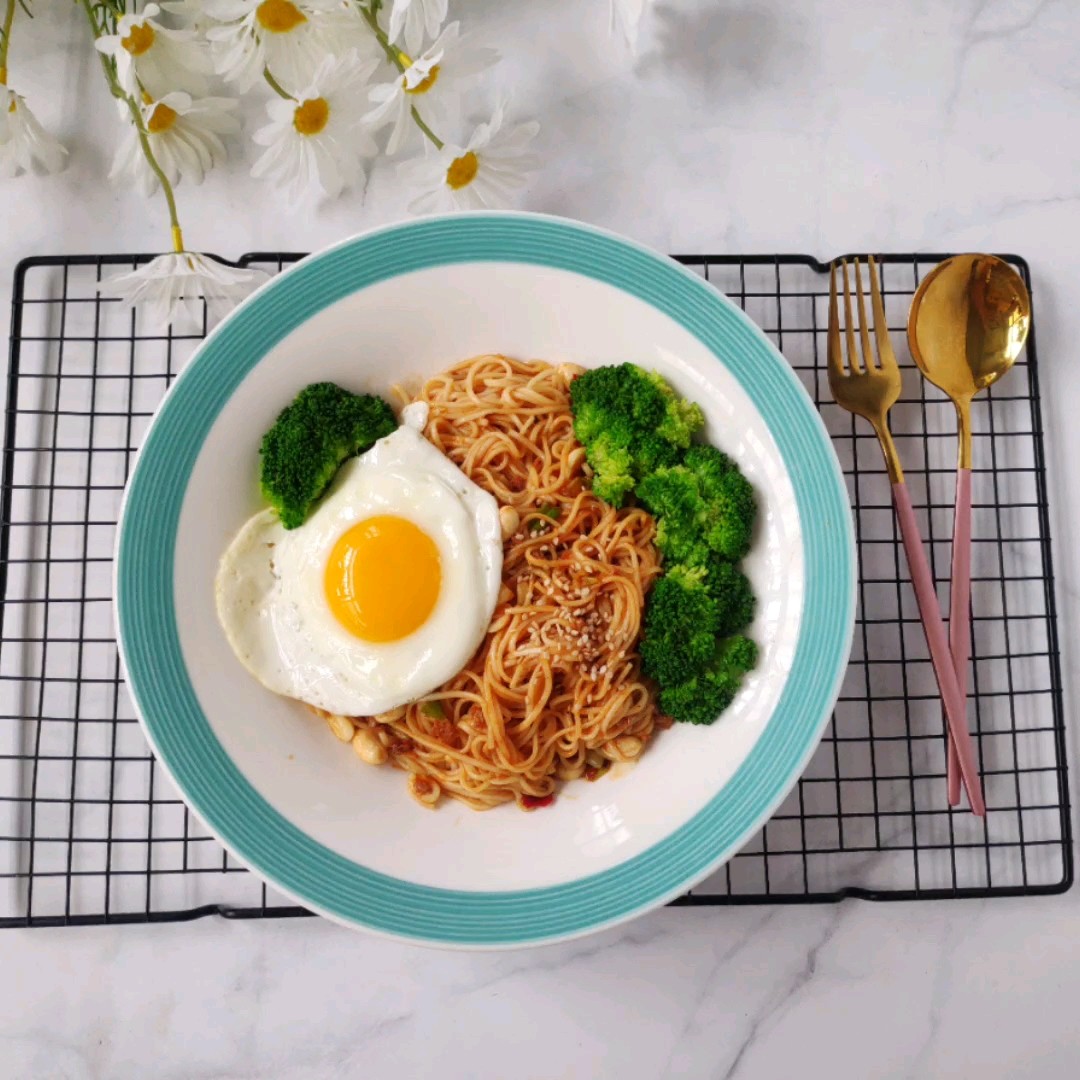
(828, 256, 898, 377)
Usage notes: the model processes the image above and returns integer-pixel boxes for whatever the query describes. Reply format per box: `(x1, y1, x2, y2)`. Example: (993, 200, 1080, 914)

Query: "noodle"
(352, 355, 663, 810)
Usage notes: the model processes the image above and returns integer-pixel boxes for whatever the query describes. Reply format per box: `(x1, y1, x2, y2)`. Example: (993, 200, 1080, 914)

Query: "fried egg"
(215, 403, 502, 716)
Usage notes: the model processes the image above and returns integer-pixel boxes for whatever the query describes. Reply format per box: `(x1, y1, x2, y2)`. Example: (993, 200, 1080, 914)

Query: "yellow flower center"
(122, 23, 156, 56)
(8, 99, 16, 114)
(406, 65, 440, 95)
(148, 102, 179, 134)
(446, 151, 479, 190)
(293, 97, 329, 136)
(256, 0, 308, 33)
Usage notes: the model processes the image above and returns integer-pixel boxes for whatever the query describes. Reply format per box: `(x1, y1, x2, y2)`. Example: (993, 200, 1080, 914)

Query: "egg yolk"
(325, 515, 441, 643)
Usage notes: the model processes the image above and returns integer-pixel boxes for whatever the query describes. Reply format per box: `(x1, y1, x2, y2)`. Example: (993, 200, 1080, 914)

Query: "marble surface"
(2, 1, 1079, 1077)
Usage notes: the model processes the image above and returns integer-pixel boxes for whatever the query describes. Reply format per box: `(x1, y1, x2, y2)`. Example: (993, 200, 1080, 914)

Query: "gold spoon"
(908, 254, 1031, 805)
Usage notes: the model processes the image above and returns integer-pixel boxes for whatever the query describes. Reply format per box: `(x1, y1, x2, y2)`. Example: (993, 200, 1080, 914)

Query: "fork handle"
(892, 481, 985, 816)
(946, 468, 973, 806)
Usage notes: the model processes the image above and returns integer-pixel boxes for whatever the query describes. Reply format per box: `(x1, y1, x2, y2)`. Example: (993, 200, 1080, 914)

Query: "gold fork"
(828, 257, 985, 816)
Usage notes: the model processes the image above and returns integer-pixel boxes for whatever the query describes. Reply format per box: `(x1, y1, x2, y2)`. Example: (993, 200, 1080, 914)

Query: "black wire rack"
(0, 251, 1070, 928)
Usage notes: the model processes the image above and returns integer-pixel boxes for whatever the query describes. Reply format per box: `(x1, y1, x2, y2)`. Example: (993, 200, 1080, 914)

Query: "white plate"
(116, 213, 855, 946)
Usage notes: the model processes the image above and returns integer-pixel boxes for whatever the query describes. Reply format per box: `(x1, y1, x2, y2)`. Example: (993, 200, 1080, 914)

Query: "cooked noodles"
(321, 355, 662, 811)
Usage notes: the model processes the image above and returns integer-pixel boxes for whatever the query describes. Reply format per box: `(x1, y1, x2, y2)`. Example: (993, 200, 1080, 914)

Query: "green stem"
(126, 96, 184, 249)
(358, 2, 444, 150)
(0, 0, 17, 85)
(359, 2, 404, 70)
(263, 67, 294, 101)
(78, 0, 185, 252)
(407, 101, 444, 151)
(90, 33, 125, 101)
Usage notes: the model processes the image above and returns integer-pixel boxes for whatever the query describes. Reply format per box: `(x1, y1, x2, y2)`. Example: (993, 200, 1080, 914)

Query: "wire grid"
(0, 252, 1069, 928)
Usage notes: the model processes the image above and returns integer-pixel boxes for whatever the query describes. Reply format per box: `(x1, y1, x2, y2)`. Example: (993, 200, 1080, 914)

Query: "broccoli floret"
(637, 448, 756, 564)
(653, 516, 713, 569)
(636, 466, 720, 570)
(705, 558, 756, 636)
(635, 466, 698, 524)
(634, 432, 683, 475)
(572, 397, 634, 449)
(570, 364, 705, 506)
(684, 445, 756, 561)
(639, 556, 755, 686)
(681, 443, 731, 484)
(643, 369, 705, 447)
(659, 635, 759, 725)
(659, 671, 740, 726)
(587, 432, 636, 506)
(640, 564, 720, 686)
(259, 383, 397, 529)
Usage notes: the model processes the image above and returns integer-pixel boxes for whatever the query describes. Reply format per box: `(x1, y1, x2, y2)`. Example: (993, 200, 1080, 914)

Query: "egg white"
(215, 415, 502, 716)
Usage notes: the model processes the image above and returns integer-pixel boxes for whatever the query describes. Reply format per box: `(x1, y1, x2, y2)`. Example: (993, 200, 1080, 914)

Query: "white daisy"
(251, 52, 379, 199)
(94, 3, 212, 100)
(99, 252, 268, 332)
(365, 22, 497, 156)
(0, 88, 67, 178)
(400, 102, 539, 213)
(611, 0, 652, 50)
(388, 0, 448, 54)
(110, 93, 240, 195)
(205, 0, 372, 95)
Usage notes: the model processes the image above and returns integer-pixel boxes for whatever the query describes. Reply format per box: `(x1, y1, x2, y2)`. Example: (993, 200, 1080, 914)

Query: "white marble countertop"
(3, 1, 1079, 1077)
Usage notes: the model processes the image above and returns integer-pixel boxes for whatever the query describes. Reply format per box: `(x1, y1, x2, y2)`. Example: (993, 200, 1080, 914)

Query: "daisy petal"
(0, 89, 68, 178)
(98, 253, 267, 333)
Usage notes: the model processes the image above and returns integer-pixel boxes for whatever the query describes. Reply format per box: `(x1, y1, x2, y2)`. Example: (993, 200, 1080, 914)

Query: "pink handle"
(946, 468, 973, 806)
(892, 481, 985, 816)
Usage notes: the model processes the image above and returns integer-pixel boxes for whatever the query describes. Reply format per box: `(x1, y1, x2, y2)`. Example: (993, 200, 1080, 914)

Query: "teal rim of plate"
(117, 213, 855, 946)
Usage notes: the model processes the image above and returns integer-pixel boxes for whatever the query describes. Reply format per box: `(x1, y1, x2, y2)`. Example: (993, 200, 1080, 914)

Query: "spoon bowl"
(908, 254, 1031, 428)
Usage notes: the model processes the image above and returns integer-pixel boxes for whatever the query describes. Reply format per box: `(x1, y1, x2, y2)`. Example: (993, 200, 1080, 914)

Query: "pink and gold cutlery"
(827, 256, 985, 815)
